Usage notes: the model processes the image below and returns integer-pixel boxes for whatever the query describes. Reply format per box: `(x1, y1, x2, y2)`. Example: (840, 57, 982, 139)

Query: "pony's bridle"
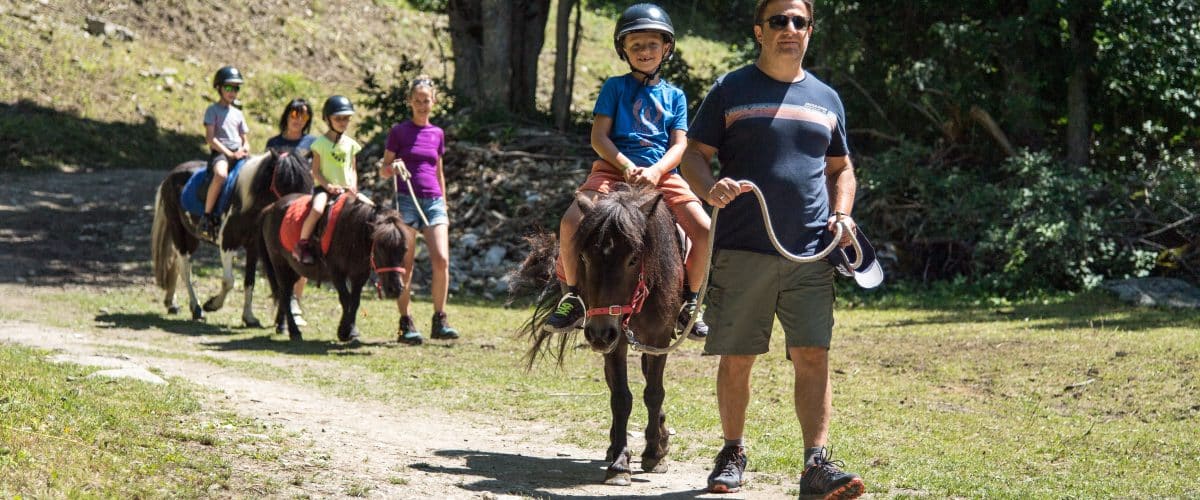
(584, 263, 649, 330)
(369, 239, 406, 299)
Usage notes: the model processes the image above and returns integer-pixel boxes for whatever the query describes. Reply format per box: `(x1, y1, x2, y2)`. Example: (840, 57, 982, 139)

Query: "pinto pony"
(512, 184, 684, 486)
(259, 193, 407, 342)
(151, 151, 312, 324)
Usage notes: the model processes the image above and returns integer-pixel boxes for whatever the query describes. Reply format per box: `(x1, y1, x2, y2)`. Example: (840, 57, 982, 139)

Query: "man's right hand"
(706, 179, 753, 208)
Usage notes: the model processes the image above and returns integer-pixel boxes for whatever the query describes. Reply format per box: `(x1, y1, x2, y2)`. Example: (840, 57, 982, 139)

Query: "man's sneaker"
(676, 298, 709, 340)
(543, 292, 585, 333)
(397, 315, 423, 345)
(431, 312, 460, 340)
(799, 451, 865, 499)
(706, 445, 747, 493)
(293, 239, 316, 265)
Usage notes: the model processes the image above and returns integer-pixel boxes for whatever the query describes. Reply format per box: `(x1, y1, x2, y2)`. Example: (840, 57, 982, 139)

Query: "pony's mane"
(249, 151, 312, 196)
(370, 207, 406, 248)
(575, 184, 680, 332)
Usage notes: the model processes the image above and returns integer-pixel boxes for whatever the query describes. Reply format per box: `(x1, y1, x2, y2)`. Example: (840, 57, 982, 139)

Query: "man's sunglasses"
(220, 85, 241, 93)
(762, 14, 811, 31)
(288, 109, 310, 120)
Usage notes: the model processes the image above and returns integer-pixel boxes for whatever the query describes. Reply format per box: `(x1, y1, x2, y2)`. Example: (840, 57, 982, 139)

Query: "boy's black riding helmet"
(614, 3, 675, 62)
(322, 95, 355, 119)
(212, 66, 244, 88)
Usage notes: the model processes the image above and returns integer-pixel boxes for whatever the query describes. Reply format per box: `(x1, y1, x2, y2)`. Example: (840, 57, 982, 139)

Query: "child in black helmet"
(294, 95, 362, 265)
(544, 3, 712, 340)
(201, 66, 250, 238)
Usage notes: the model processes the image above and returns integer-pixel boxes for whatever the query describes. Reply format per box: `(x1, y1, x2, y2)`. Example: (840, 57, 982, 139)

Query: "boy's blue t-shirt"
(688, 65, 850, 257)
(592, 74, 688, 169)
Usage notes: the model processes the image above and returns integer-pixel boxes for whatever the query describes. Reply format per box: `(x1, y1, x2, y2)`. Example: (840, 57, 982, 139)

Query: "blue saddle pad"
(181, 158, 245, 217)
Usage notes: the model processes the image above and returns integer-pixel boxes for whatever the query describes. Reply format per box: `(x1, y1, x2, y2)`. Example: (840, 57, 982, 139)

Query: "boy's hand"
(628, 167, 662, 188)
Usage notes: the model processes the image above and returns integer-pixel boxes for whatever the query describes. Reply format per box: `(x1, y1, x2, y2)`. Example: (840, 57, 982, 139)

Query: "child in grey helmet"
(201, 66, 250, 238)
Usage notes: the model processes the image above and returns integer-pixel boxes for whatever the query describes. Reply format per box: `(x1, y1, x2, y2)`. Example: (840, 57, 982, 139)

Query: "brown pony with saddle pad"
(259, 193, 407, 342)
(511, 184, 684, 486)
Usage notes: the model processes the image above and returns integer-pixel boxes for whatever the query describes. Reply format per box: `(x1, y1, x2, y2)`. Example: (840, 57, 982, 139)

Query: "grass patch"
(0, 344, 287, 497)
(4, 280, 1199, 497)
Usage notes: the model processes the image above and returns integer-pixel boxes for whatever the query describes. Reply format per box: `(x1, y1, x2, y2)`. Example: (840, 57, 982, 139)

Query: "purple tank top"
(385, 120, 445, 198)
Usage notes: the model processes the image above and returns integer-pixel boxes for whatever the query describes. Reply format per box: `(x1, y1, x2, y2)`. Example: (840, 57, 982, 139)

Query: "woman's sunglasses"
(289, 109, 310, 120)
(220, 84, 241, 93)
(762, 14, 811, 31)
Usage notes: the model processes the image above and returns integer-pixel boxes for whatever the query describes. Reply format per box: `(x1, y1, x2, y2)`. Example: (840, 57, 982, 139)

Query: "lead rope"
(626, 180, 861, 355)
(388, 162, 430, 227)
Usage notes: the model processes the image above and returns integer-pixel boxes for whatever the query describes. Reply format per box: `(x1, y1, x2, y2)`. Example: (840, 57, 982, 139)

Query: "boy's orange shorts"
(577, 160, 701, 215)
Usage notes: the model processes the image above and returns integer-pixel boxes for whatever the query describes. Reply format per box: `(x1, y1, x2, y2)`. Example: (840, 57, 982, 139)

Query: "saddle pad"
(180, 158, 246, 217)
(279, 195, 313, 255)
(278, 193, 351, 256)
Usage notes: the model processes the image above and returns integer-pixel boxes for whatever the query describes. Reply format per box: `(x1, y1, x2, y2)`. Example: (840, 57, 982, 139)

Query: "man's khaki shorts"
(703, 249, 835, 355)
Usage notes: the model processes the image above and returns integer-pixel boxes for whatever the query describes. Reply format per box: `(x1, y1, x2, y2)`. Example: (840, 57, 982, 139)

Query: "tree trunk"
(480, 0, 513, 110)
(448, 0, 484, 105)
(550, 0, 578, 129)
(1066, 2, 1099, 167)
(447, 0, 550, 116)
(511, 0, 551, 116)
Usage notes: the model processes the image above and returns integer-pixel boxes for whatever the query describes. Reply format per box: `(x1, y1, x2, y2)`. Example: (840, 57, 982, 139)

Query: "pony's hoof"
(166, 305, 181, 315)
(338, 325, 361, 343)
(289, 331, 303, 341)
(275, 324, 286, 335)
(243, 317, 263, 328)
(202, 298, 222, 312)
(191, 305, 204, 321)
(603, 472, 631, 486)
(641, 457, 668, 473)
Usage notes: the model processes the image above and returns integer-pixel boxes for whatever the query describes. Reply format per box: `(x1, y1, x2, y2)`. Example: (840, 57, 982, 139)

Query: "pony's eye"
(627, 256, 638, 267)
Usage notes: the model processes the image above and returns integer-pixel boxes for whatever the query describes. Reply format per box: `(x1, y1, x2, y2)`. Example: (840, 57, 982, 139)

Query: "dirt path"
(0, 169, 799, 498)
(0, 319, 795, 499)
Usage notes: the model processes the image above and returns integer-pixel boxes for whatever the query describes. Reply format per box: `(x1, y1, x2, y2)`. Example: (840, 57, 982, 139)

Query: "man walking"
(680, 0, 865, 497)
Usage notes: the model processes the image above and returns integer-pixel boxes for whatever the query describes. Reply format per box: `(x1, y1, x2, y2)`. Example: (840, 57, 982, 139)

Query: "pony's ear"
(639, 193, 663, 216)
(576, 192, 595, 215)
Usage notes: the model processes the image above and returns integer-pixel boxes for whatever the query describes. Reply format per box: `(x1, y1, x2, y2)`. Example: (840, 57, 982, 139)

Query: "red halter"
(370, 239, 407, 299)
(584, 264, 650, 329)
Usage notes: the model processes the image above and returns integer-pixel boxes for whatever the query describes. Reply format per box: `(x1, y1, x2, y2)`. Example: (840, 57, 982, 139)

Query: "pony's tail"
(257, 204, 280, 302)
(507, 231, 576, 369)
(151, 185, 180, 290)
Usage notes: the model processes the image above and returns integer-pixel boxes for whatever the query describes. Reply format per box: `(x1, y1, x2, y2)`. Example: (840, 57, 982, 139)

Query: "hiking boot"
(544, 292, 585, 333)
(706, 445, 747, 493)
(677, 298, 709, 340)
(293, 239, 316, 265)
(431, 312, 460, 340)
(397, 315, 423, 345)
(799, 450, 865, 499)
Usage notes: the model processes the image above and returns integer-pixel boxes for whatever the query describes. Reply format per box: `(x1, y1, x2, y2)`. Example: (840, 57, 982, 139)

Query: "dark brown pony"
(151, 151, 312, 324)
(259, 193, 407, 342)
(512, 184, 683, 486)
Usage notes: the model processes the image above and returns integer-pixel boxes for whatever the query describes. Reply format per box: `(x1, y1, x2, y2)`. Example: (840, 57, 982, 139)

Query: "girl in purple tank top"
(380, 75, 460, 344)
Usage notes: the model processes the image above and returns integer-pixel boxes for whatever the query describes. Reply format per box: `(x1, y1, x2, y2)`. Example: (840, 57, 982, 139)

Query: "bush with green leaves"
(357, 55, 453, 144)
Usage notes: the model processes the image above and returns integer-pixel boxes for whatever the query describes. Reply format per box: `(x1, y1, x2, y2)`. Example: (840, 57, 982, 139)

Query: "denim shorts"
(396, 194, 449, 229)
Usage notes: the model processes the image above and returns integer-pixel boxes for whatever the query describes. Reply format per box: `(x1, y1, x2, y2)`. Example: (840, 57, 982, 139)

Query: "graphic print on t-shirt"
(633, 95, 666, 147)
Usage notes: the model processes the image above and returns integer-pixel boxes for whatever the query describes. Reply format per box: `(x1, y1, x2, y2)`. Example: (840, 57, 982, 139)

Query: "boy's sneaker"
(199, 214, 220, 239)
(431, 312, 460, 340)
(397, 315, 423, 345)
(799, 452, 865, 499)
(543, 292, 585, 333)
(706, 445, 747, 493)
(676, 298, 709, 340)
(293, 239, 316, 265)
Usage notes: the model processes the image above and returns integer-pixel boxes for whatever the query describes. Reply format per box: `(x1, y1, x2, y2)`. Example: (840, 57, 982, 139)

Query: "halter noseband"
(370, 238, 407, 299)
(584, 263, 650, 329)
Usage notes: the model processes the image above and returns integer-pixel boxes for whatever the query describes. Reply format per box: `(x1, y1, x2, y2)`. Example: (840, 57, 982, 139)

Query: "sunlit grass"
(3, 278, 1197, 497)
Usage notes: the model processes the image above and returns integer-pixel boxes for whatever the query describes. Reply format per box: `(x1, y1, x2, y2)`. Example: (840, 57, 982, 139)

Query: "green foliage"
(356, 55, 453, 143)
(658, 47, 708, 116)
(240, 72, 323, 132)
